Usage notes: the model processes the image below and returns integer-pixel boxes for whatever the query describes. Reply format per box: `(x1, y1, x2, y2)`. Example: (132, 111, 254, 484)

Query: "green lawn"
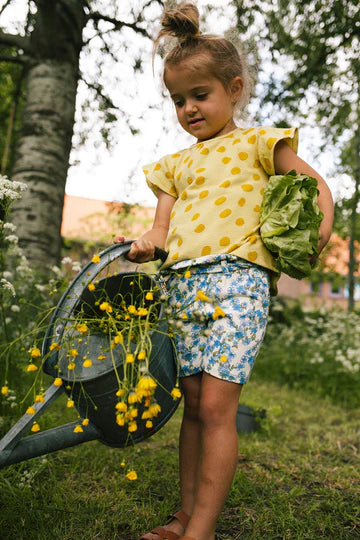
(0, 380, 359, 539)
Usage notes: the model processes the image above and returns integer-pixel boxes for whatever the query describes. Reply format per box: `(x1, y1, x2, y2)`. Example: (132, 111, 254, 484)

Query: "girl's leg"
(145, 372, 203, 539)
(183, 373, 243, 540)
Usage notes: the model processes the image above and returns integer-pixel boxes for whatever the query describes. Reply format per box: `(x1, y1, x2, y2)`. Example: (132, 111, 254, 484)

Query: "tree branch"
(81, 76, 117, 109)
(0, 29, 31, 52)
(89, 12, 150, 39)
(0, 54, 30, 65)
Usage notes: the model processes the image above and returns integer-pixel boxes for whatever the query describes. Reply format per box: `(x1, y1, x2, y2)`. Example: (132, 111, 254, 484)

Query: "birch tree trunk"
(10, 0, 85, 269)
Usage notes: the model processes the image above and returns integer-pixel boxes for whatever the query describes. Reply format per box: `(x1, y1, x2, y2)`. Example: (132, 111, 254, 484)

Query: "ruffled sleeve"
(142, 153, 178, 199)
(257, 126, 298, 175)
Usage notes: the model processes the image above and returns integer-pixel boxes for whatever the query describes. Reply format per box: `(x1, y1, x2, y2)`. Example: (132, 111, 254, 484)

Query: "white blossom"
(61, 256, 72, 265)
(5, 234, 18, 244)
(10, 305, 20, 312)
(1, 278, 16, 296)
(0, 176, 27, 200)
(71, 261, 82, 272)
(3, 222, 16, 232)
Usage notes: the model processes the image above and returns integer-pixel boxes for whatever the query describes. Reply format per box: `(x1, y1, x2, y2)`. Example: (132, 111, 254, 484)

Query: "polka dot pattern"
(143, 125, 298, 272)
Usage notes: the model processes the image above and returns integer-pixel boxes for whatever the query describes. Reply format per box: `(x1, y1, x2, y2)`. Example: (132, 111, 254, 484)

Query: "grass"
(0, 380, 359, 539)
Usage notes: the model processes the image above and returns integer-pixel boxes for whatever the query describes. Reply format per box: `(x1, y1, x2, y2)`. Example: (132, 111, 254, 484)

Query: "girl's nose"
(185, 99, 197, 114)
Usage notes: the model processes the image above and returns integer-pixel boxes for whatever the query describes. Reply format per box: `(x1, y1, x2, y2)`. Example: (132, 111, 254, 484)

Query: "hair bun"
(161, 3, 200, 42)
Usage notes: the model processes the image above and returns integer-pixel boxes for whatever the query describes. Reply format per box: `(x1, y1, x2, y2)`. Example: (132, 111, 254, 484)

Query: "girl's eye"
(174, 99, 184, 107)
(196, 93, 208, 100)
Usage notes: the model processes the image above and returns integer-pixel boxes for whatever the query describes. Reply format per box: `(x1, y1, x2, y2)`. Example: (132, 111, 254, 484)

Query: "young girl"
(114, 3, 334, 539)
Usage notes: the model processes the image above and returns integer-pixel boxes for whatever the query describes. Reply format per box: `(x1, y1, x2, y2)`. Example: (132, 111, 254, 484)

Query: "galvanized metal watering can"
(0, 241, 179, 468)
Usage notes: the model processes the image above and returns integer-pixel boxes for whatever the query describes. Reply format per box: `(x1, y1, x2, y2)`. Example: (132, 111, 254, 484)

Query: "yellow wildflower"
(196, 290, 210, 302)
(146, 420, 153, 429)
(97, 354, 106, 361)
(212, 306, 226, 320)
(76, 323, 88, 333)
(127, 391, 138, 404)
(137, 375, 157, 392)
(88, 282, 96, 292)
(73, 425, 84, 433)
(83, 359, 93, 368)
(68, 362, 76, 370)
(82, 418, 90, 426)
(35, 394, 45, 403)
(141, 410, 151, 420)
(148, 403, 161, 417)
(1, 386, 9, 395)
(126, 353, 134, 364)
(127, 305, 137, 314)
(128, 408, 138, 419)
(69, 349, 79, 357)
(67, 399, 75, 408)
(220, 355, 227, 363)
(116, 388, 125, 397)
(125, 314, 131, 321)
(31, 422, 40, 432)
(26, 363, 38, 372)
(120, 460, 126, 468)
(114, 333, 123, 344)
(171, 387, 182, 400)
(137, 351, 146, 361)
(26, 406, 36, 414)
(138, 308, 148, 317)
(184, 270, 191, 278)
(126, 470, 138, 481)
(91, 254, 100, 263)
(30, 347, 41, 358)
(145, 292, 154, 301)
(49, 342, 60, 351)
(116, 414, 125, 426)
(100, 301, 112, 313)
(115, 401, 127, 412)
(53, 378, 63, 386)
(128, 421, 138, 433)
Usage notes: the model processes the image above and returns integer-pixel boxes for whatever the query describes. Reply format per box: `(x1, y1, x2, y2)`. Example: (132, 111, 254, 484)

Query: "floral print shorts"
(161, 255, 270, 384)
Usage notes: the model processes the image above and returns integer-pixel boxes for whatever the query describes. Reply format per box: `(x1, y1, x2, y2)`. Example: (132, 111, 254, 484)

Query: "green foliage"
(253, 299, 360, 408)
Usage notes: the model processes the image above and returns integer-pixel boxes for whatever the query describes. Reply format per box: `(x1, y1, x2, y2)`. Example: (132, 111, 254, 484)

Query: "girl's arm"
(113, 189, 176, 263)
(274, 140, 334, 256)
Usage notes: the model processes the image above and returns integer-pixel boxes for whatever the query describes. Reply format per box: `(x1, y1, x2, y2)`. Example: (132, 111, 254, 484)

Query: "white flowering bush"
(254, 299, 360, 408)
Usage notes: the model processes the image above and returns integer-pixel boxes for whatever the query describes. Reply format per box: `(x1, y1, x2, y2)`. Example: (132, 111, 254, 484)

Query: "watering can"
(0, 241, 180, 468)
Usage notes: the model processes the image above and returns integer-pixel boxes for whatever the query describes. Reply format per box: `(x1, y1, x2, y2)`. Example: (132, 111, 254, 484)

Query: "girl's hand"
(112, 236, 156, 263)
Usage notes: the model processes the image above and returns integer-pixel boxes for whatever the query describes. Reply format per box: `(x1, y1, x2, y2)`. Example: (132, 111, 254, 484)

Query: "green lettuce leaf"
(260, 170, 323, 279)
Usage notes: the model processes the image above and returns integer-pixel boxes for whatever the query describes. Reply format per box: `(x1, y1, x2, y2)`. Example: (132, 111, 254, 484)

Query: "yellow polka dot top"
(143, 125, 298, 272)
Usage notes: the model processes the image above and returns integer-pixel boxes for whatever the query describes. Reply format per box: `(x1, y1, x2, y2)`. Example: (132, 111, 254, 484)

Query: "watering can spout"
(0, 384, 101, 468)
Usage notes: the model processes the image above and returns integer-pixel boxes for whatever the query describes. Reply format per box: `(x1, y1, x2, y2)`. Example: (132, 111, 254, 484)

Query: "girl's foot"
(138, 510, 189, 540)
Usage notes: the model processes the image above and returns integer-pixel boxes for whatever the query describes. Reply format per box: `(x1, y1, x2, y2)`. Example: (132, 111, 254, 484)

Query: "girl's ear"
(229, 76, 243, 103)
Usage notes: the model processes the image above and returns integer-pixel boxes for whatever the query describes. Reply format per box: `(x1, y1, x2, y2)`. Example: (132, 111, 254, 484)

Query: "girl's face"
(165, 60, 242, 142)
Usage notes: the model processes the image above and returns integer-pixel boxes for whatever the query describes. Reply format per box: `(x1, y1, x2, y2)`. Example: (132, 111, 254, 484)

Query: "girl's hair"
(153, 2, 254, 110)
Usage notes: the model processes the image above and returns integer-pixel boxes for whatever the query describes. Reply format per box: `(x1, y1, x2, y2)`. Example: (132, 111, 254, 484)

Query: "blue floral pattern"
(161, 255, 270, 384)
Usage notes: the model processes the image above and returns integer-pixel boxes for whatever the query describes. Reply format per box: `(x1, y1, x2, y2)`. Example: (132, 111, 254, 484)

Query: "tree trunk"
(10, 0, 85, 269)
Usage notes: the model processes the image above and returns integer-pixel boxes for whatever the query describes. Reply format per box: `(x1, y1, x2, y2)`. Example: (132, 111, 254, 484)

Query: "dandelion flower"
(212, 306, 226, 320)
(97, 354, 106, 361)
(127, 391, 138, 404)
(148, 403, 161, 417)
(137, 351, 146, 361)
(53, 378, 63, 386)
(116, 414, 125, 426)
(30, 347, 41, 358)
(69, 349, 79, 357)
(83, 359, 92, 368)
(31, 422, 40, 432)
(171, 387, 182, 400)
(26, 363, 38, 372)
(49, 342, 60, 351)
(138, 308, 148, 317)
(128, 408, 138, 419)
(82, 418, 89, 426)
(126, 470, 137, 481)
(1, 386, 9, 395)
(76, 323, 88, 333)
(91, 254, 100, 263)
(120, 460, 126, 468)
(137, 375, 157, 392)
(99, 301, 112, 313)
(128, 421, 138, 433)
(116, 388, 125, 397)
(88, 283, 96, 291)
(145, 292, 153, 301)
(127, 305, 137, 314)
(126, 353, 134, 364)
(35, 394, 45, 403)
(196, 290, 210, 302)
(114, 333, 123, 344)
(73, 425, 84, 433)
(115, 401, 127, 412)
(68, 362, 76, 370)
(26, 406, 36, 414)
(146, 420, 153, 429)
